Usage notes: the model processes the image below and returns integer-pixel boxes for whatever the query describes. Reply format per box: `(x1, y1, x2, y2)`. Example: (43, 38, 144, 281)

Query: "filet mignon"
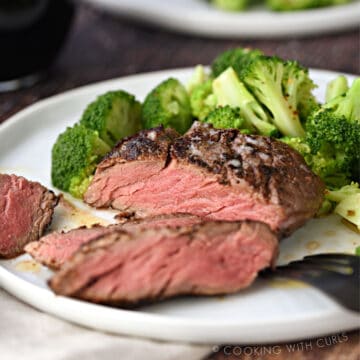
(0, 174, 58, 258)
(25, 213, 202, 269)
(84, 122, 324, 236)
(49, 220, 278, 306)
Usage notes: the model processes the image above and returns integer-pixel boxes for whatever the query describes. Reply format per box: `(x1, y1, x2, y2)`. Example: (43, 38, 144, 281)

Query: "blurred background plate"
(81, 0, 360, 38)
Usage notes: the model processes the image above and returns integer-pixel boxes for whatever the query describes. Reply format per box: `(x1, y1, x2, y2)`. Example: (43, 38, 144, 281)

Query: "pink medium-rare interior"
(85, 160, 285, 232)
(52, 222, 277, 302)
(78, 224, 277, 303)
(0, 175, 43, 256)
(25, 226, 118, 269)
(26, 215, 203, 269)
(84, 160, 164, 208)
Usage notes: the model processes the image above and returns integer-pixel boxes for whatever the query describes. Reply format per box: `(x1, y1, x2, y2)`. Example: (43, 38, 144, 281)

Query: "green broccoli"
(281, 134, 357, 189)
(210, 0, 249, 12)
(142, 78, 193, 134)
(326, 182, 360, 203)
(51, 124, 111, 198)
(80, 90, 142, 147)
(240, 56, 315, 137)
(325, 75, 349, 103)
(325, 182, 360, 230)
(187, 65, 210, 94)
(190, 79, 217, 121)
(305, 79, 360, 186)
(283, 60, 319, 122)
(203, 106, 251, 132)
(266, 0, 350, 11)
(356, 246, 360, 256)
(212, 67, 278, 136)
(281, 78, 360, 188)
(321, 78, 360, 122)
(211, 47, 263, 78)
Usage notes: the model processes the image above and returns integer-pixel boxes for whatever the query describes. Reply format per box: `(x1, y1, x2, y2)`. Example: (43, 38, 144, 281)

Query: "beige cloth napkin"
(0, 289, 212, 360)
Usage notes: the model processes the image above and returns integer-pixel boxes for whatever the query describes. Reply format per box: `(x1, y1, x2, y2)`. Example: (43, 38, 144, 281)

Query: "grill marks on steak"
(49, 221, 278, 306)
(25, 214, 203, 269)
(0, 174, 58, 258)
(84, 122, 324, 236)
(172, 123, 324, 234)
(121, 213, 203, 230)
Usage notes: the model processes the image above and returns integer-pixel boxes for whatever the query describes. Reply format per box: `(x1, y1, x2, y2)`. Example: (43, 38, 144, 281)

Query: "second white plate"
(82, 0, 360, 38)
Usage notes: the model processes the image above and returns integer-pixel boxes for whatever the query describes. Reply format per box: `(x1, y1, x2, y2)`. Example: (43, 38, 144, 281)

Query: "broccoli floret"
(266, 0, 350, 11)
(187, 65, 210, 94)
(213, 67, 278, 136)
(280, 136, 311, 158)
(325, 75, 349, 103)
(142, 78, 193, 134)
(203, 106, 251, 132)
(240, 56, 309, 137)
(210, 0, 248, 12)
(326, 182, 360, 230)
(322, 78, 360, 122)
(283, 60, 319, 122)
(190, 79, 217, 121)
(211, 47, 263, 78)
(305, 79, 360, 186)
(51, 125, 111, 198)
(280, 136, 350, 188)
(80, 90, 142, 147)
(326, 182, 360, 202)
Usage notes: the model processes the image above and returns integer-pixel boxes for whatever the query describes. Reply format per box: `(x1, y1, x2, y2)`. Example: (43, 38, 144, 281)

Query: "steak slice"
(25, 214, 202, 269)
(85, 126, 179, 209)
(0, 174, 58, 258)
(84, 122, 324, 236)
(25, 225, 121, 269)
(49, 220, 278, 306)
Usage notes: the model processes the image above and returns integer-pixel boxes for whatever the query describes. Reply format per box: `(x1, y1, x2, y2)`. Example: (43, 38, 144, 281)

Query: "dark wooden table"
(0, 3, 359, 359)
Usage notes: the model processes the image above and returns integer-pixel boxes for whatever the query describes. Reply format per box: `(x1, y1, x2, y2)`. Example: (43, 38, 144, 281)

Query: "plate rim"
(1, 265, 358, 344)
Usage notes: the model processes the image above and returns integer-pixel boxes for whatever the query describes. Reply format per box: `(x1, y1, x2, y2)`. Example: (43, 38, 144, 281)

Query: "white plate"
(0, 68, 359, 344)
(81, 0, 360, 38)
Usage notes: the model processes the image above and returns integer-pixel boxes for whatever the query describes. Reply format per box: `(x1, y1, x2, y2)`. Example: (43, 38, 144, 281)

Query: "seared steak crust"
(0, 174, 58, 258)
(49, 220, 278, 307)
(173, 122, 318, 199)
(105, 126, 179, 163)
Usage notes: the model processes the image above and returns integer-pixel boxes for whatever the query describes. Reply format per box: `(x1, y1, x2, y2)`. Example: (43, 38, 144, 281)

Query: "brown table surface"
(0, 3, 359, 359)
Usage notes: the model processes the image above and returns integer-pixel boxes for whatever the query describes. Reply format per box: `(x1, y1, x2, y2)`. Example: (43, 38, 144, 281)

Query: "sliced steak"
(0, 174, 58, 258)
(85, 126, 179, 209)
(25, 224, 121, 269)
(84, 122, 324, 236)
(25, 213, 202, 269)
(49, 220, 278, 306)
